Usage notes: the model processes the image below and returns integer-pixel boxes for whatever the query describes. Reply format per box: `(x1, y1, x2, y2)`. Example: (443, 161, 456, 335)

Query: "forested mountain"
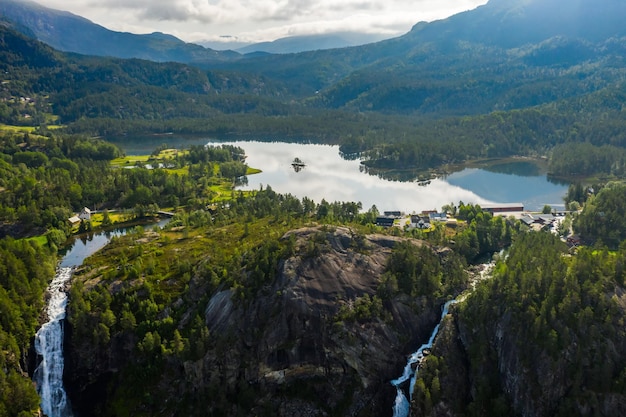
(405, 0, 626, 48)
(2, 1, 626, 414)
(6, 0, 626, 105)
(211, 0, 626, 106)
(0, 0, 238, 63)
(5, 0, 626, 114)
(3, 0, 626, 180)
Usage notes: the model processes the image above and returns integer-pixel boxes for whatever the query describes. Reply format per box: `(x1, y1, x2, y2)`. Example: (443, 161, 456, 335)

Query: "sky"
(31, 0, 488, 45)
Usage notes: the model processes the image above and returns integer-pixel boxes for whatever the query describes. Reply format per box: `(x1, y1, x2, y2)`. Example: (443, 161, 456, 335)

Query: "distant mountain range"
(3, 0, 626, 118)
(0, 0, 394, 59)
(4, 0, 626, 72)
(232, 32, 393, 55)
(0, 0, 238, 63)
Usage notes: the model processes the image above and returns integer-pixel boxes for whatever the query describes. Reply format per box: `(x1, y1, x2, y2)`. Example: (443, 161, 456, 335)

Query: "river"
(33, 219, 169, 417)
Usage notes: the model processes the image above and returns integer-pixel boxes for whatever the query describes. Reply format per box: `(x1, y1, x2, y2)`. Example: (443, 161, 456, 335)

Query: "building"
(79, 207, 92, 220)
(481, 203, 524, 214)
(429, 212, 448, 222)
(410, 215, 431, 229)
(375, 216, 396, 228)
(520, 214, 536, 227)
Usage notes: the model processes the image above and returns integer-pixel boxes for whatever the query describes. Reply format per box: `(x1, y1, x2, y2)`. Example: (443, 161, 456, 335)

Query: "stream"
(391, 300, 458, 417)
(390, 259, 496, 417)
(32, 219, 170, 417)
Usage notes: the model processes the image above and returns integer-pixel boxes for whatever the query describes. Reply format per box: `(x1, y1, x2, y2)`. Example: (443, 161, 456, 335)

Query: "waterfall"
(34, 267, 74, 417)
(391, 299, 457, 417)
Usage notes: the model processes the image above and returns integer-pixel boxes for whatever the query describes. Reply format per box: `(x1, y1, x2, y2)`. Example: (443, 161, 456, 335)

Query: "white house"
(79, 207, 92, 220)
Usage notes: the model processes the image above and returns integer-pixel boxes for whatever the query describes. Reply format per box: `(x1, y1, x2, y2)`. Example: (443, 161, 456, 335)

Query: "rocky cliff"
(65, 225, 466, 416)
(410, 233, 626, 417)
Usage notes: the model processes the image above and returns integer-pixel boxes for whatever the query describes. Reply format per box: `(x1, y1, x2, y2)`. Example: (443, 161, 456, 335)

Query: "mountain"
(405, 0, 626, 48)
(0, 0, 239, 63)
(236, 32, 392, 55)
(209, 0, 626, 115)
(198, 37, 252, 52)
(4, 0, 626, 160)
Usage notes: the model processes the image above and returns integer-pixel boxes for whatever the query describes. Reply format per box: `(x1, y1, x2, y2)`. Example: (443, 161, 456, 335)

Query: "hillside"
(65, 224, 469, 416)
(0, 122, 625, 416)
(3, 0, 626, 181)
(412, 227, 626, 417)
(0, 0, 238, 63)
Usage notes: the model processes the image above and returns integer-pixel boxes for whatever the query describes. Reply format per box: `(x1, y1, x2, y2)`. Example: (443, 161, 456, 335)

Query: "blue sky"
(31, 0, 488, 44)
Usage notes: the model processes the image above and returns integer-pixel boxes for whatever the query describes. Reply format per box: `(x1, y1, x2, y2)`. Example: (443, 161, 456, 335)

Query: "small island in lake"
(292, 157, 306, 172)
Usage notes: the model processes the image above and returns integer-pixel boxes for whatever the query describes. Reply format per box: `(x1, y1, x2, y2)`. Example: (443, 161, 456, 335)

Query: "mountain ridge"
(0, 0, 239, 63)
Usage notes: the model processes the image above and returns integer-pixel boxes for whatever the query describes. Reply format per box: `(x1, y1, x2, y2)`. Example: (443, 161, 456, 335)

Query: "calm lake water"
(60, 218, 170, 267)
(113, 137, 568, 213)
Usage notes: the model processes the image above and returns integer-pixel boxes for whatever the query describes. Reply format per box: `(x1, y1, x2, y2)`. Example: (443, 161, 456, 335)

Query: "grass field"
(111, 148, 262, 202)
(0, 124, 38, 133)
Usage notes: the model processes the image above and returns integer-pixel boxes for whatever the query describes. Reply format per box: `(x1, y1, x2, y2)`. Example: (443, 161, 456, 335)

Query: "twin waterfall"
(34, 267, 74, 417)
(391, 300, 458, 417)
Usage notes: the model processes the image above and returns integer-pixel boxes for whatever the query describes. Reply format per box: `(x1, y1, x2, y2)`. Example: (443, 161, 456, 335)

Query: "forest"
(412, 223, 626, 416)
(3, 21, 626, 181)
(1, 2, 626, 414)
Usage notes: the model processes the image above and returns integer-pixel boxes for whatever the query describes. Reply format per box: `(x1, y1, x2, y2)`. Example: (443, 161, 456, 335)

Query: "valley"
(1, 0, 626, 416)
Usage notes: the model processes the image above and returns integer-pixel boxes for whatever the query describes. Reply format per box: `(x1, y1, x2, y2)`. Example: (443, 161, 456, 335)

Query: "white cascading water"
(391, 299, 457, 417)
(34, 266, 74, 417)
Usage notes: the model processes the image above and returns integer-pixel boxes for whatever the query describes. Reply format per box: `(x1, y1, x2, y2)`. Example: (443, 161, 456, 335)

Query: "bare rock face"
(199, 226, 441, 416)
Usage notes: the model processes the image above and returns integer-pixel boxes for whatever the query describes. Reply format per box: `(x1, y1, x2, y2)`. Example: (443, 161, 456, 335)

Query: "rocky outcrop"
(195, 226, 441, 416)
(411, 250, 626, 417)
(65, 226, 456, 417)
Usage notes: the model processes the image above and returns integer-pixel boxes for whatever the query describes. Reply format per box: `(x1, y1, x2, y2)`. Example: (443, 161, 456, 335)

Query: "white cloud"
(32, 0, 488, 43)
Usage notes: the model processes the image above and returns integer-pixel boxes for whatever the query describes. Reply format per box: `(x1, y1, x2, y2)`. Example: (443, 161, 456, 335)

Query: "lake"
(112, 137, 568, 213)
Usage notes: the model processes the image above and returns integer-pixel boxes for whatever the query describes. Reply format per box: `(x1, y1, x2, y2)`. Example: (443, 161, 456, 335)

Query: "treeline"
(549, 142, 626, 178)
(354, 97, 626, 179)
(457, 232, 626, 416)
(0, 131, 252, 238)
(64, 99, 626, 182)
(450, 203, 517, 263)
(379, 241, 467, 300)
(0, 132, 122, 237)
(410, 185, 626, 416)
(575, 183, 626, 248)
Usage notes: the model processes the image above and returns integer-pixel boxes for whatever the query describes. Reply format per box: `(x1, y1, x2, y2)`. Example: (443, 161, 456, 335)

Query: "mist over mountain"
(3, 0, 626, 117)
(0, 0, 238, 63)
(235, 32, 393, 55)
(405, 0, 626, 48)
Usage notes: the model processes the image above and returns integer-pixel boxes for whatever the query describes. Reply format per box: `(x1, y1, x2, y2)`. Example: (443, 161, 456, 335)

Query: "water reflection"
(445, 167, 568, 210)
(217, 141, 492, 213)
(60, 219, 170, 268)
(485, 161, 542, 176)
(113, 137, 569, 213)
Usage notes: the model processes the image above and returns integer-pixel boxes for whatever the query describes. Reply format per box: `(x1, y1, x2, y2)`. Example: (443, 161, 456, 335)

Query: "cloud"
(34, 0, 488, 42)
(77, 0, 484, 25)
